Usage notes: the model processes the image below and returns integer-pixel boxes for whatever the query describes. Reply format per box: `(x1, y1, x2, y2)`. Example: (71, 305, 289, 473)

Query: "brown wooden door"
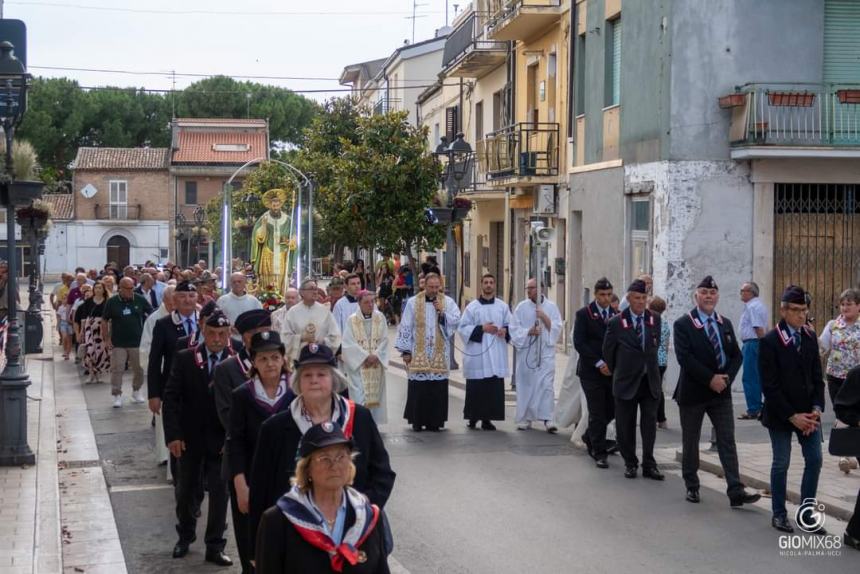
(106, 235, 130, 268)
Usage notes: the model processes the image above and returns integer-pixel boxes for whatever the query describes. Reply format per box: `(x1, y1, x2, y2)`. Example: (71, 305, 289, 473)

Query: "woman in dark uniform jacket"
(255, 422, 389, 573)
(248, 344, 395, 559)
(227, 330, 295, 573)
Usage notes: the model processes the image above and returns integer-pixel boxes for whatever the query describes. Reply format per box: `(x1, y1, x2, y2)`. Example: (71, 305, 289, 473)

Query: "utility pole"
(170, 70, 176, 119)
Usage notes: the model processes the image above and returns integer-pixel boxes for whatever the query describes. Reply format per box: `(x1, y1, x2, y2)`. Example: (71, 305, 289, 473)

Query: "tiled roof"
(172, 129, 269, 164)
(73, 147, 170, 170)
(42, 193, 74, 220)
(174, 118, 267, 127)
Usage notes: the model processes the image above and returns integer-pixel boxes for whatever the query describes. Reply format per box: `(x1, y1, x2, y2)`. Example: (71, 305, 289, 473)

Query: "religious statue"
(250, 188, 297, 293)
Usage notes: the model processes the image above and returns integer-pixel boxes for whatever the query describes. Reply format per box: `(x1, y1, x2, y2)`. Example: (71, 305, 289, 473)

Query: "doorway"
(106, 235, 130, 268)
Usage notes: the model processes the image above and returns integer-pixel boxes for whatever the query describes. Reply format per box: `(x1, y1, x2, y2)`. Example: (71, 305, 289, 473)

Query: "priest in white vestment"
(141, 285, 175, 478)
(332, 273, 361, 334)
(457, 274, 511, 430)
(395, 273, 460, 431)
(510, 278, 562, 432)
(281, 279, 341, 362)
(341, 291, 389, 423)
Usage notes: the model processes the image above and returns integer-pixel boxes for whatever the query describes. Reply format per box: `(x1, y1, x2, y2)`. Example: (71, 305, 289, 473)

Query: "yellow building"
(425, 1, 571, 325)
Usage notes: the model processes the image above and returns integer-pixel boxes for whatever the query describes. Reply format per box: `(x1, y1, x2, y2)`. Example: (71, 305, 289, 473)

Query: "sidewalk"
(385, 325, 858, 522)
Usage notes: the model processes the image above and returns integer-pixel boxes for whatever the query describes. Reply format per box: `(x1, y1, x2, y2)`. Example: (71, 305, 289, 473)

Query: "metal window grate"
(773, 183, 860, 327)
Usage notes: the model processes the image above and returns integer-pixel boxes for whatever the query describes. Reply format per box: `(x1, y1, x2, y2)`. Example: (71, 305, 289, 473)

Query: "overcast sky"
(4, 0, 464, 102)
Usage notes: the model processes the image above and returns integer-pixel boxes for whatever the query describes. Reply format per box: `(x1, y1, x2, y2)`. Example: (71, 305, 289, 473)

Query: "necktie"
(635, 315, 644, 349)
(707, 318, 723, 367)
(185, 318, 194, 337)
(209, 353, 220, 376)
(792, 330, 801, 352)
(150, 290, 157, 308)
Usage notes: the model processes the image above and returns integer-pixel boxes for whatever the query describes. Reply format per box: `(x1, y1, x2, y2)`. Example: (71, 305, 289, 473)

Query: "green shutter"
(824, 0, 860, 84)
(612, 19, 622, 105)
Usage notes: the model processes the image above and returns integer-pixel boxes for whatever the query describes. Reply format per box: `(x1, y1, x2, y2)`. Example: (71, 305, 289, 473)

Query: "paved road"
(82, 366, 855, 573)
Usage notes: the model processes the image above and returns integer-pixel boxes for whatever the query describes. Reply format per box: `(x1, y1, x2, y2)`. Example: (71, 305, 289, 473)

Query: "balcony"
(373, 97, 402, 115)
(727, 83, 860, 159)
(94, 204, 142, 220)
(487, 0, 563, 42)
(442, 13, 509, 79)
(477, 122, 559, 186)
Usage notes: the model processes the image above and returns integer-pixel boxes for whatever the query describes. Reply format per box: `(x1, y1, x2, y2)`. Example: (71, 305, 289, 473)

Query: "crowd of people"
(44, 256, 859, 570)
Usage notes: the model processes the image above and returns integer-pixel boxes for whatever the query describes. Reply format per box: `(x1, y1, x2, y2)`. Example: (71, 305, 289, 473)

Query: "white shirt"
(217, 291, 263, 325)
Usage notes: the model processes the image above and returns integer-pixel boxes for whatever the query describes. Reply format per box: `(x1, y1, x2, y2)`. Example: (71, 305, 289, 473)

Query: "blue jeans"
(741, 340, 762, 414)
(768, 426, 822, 519)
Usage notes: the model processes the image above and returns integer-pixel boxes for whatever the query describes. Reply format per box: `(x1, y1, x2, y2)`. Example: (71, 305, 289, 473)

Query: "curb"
(674, 449, 854, 523)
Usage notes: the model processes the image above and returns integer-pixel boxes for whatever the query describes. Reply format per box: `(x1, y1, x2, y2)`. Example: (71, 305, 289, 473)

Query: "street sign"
(0, 20, 27, 66)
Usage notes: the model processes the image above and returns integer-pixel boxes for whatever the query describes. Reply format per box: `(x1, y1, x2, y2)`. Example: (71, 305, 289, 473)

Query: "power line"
(72, 82, 460, 95)
(29, 65, 342, 82)
(9, 1, 441, 16)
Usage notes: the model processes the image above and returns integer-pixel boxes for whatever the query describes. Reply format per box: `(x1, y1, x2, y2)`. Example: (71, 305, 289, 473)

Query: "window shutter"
(445, 105, 460, 142)
(611, 19, 622, 106)
(824, 0, 860, 84)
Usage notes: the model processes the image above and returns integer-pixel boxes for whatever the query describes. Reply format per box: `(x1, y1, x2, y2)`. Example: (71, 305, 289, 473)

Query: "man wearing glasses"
(759, 285, 826, 534)
(280, 279, 341, 362)
(738, 282, 768, 420)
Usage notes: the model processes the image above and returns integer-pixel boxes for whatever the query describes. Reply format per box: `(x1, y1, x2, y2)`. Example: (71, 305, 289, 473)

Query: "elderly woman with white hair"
(248, 343, 395, 560)
(255, 422, 390, 573)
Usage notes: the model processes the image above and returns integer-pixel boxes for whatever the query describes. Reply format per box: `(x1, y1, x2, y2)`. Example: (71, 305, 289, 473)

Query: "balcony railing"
(94, 204, 141, 220)
(373, 98, 402, 115)
(729, 83, 860, 148)
(487, 0, 562, 41)
(442, 13, 509, 77)
(477, 122, 559, 181)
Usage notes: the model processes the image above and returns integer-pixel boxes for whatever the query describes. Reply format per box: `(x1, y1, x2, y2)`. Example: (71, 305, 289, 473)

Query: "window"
(492, 90, 503, 131)
(434, 123, 440, 147)
(575, 34, 586, 116)
(475, 101, 484, 141)
(629, 197, 652, 278)
(605, 17, 622, 107)
(185, 180, 198, 205)
(109, 180, 128, 219)
(445, 105, 460, 142)
(0, 209, 6, 223)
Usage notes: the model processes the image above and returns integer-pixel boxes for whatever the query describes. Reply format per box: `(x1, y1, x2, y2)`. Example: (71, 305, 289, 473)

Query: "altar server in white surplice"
(458, 274, 511, 431)
(341, 290, 389, 424)
(510, 277, 563, 433)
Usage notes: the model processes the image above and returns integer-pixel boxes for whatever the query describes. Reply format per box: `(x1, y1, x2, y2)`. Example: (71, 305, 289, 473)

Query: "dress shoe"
(173, 541, 191, 559)
(481, 421, 497, 431)
(809, 526, 828, 536)
(581, 434, 594, 458)
(844, 532, 860, 550)
(427, 426, 441, 432)
(595, 457, 609, 469)
(624, 466, 637, 479)
(205, 550, 233, 567)
(516, 421, 531, 430)
(466, 420, 477, 430)
(544, 421, 558, 434)
(729, 491, 762, 507)
(606, 440, 619, 455)
(412, 424, 423, 432)
(771, 516, 794, 533)
(642, 467, 665, 481)
(686, 489, 700, 503)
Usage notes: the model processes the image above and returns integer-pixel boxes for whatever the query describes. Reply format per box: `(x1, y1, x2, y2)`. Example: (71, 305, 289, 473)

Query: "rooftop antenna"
(406, 0, 428, 43)
(170, 70, 176, 119)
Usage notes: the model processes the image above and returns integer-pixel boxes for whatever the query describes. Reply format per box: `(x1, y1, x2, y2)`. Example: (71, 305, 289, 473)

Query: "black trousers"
(848, 487, 860, 539)
(228, 480, 253, 574)
(679, 396, 744, 497)
(176, 449, 228, 552)
(657, 366, 667, 423)
(614, 375, 658, 470)
(582, 376, 614, 458)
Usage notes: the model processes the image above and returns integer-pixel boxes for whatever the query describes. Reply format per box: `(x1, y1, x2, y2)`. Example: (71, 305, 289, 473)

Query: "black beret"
(200, 300, 219, 318)
(249, 330, 285, 355)
(627, 279, 648, 294)
(235, 309, 271, 334)
(299, 422, 353, 458)
(594, 277, 613, 291)
(205, 311, 231, 328)
(176, 280, 197, 292)
(781, 285, 810, 305)
(697, 275, 718, 290)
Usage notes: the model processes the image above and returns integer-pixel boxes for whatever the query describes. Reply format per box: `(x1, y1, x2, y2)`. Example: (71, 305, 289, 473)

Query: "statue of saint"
(250, 188, 297, 293)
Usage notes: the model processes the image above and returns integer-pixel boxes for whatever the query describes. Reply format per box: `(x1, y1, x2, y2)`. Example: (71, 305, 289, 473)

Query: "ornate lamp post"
(0, 40, 37, 466)
(191, 205, 207, 264)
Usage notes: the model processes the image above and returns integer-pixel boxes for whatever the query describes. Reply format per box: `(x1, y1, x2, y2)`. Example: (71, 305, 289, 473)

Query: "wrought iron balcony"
(372, 97, 402, 115)
(94, 204, 141, 220)
(726, 83, 860, 158)
(477, 122, 559, 183)
(487, 0, 562, 42)
(442, 13, 509, 78)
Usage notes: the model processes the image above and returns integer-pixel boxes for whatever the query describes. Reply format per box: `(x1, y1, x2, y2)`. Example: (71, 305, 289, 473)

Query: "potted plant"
(452, 196, 472, 221)
(16, 199, 52, 233)
(718, 93, 746, 109)
(767, 91, 816, 107)
(837, 89, 860, 104)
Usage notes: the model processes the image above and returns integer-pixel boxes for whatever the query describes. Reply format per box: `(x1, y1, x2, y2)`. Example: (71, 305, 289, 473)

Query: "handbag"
(828, 426, 860, 457)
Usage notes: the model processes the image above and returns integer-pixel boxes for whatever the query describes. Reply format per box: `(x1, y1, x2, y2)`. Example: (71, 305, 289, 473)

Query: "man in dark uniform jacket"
(163, 311, 236, 566)
(213, 308, 272, 574)
(573, 277, 618, 468)
(176, 299, 219, 351)
(759, 285, 826, 534)
(673, 276, 761, 507)
(602, 279, 664, 480)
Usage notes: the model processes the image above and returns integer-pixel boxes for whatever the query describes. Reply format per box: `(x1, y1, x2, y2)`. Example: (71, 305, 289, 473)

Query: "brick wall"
(72, 170, 171, 221)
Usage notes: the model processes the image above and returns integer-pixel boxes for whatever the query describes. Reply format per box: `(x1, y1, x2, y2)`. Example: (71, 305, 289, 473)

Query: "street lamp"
(192, 205, 207, 264)
(0, 40, 36, 466)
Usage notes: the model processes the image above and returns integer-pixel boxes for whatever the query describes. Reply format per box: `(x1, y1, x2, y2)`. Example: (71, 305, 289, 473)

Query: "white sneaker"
(544, 421, 558, 434)
(112, 395, 123, 408)
(131, 390, 145, 404)
(516, 421, 531, 430)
